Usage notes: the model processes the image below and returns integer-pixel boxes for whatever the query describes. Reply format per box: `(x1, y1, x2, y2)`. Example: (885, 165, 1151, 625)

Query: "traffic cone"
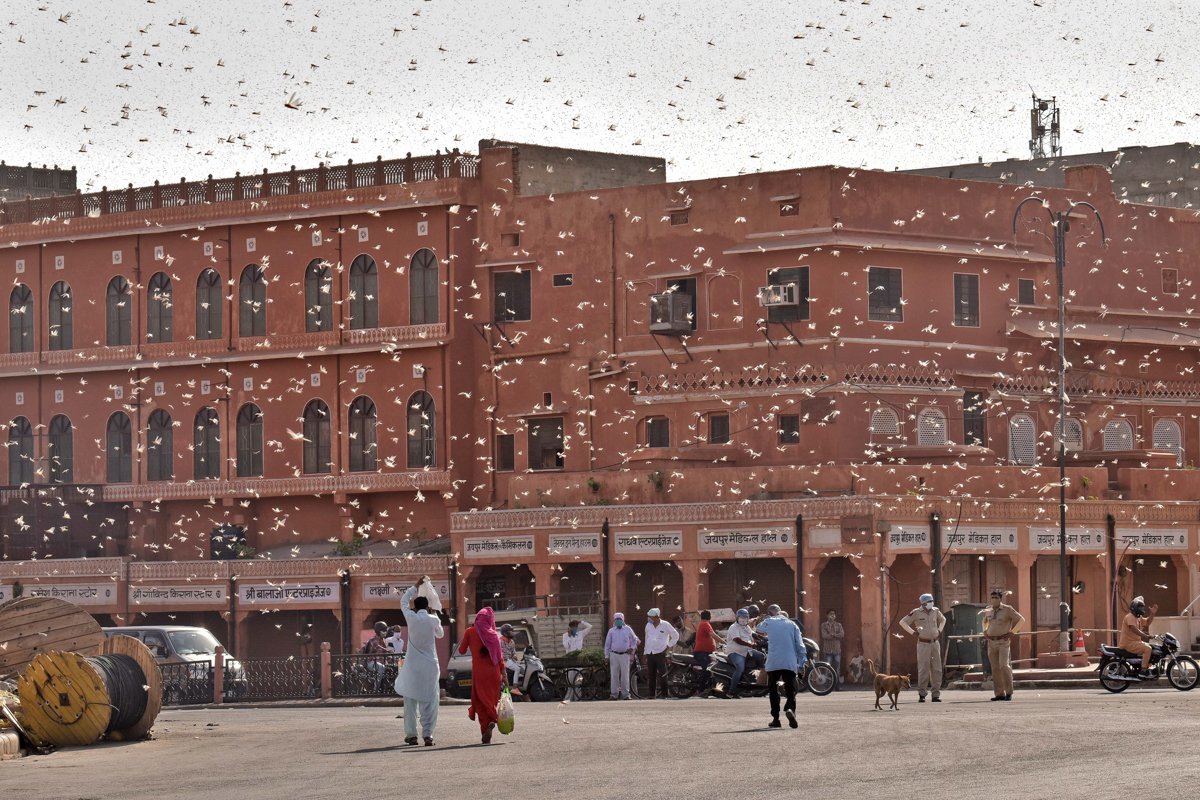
(1074, 628, 1085, 651)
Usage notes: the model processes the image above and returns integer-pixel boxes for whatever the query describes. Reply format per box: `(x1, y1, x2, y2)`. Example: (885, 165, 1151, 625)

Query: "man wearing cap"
(899, 593, 946, 703)
(756, 604, 806, 729)
(643, 608, 680, 700)
(982, 589, 1025, 701)
(725, 608, 766, 699)
(604, 612, 640, 700)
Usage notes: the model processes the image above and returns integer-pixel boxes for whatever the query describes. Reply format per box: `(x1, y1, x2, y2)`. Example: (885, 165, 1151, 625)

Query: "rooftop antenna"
(1029, 93, 1061, 159)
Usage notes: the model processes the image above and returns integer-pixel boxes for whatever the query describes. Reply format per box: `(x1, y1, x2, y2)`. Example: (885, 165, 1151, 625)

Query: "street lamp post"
(1012, 198, 1105, 652)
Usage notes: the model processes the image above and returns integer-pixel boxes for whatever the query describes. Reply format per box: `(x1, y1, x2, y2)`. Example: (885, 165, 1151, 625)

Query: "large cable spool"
(16, 636, 162, 747)
(0, 596, 104, 679)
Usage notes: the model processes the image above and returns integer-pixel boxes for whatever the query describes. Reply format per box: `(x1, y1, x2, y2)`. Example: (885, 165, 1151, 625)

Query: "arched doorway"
(707, 557, 795, 613)
(622, 561, 683, 618)
(818, 557, 864, 664)
(1118, 554, 1184, 616)
(553, 562, 601, 611)
(473, 564, 536, 612)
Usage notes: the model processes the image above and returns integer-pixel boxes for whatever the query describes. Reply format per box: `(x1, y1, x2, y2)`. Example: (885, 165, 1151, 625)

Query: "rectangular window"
(646, 417, 670, 448)
(669, 210, 689, 226)
(666, 278, 697, 331)
(766, 267, 811, 323)
(501, 232, 521, 247)
(778, 414, 800, 445)
(708, 412, 730, 445)
(495, 434, 515, 472)
(1017, 278, 1035, 306)
(953, 273, 979, 327)
(527, 417, 564, 471)
(1163, 268, 1179, 295)
(493, 271, 532, 322)
(867, 267, 903, 322)
(779, 200, 799, 217)
(963, 391, 987, 447)
(552, 273, 573, 287)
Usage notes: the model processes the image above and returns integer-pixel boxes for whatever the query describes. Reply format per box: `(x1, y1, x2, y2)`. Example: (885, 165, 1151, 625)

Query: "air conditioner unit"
(758, 282, 799, 307)
(649, 292, 692, 335)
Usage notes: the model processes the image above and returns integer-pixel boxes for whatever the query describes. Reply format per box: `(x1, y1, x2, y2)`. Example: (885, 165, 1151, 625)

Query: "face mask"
(921, 602, 932, 610)
(615, 620, 624, 629)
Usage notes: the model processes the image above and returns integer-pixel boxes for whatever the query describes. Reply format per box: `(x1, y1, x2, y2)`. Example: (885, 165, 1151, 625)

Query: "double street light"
(1012, 197, 1106, 651)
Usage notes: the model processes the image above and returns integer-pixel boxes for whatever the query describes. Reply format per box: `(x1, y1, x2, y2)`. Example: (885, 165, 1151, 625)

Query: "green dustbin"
(945, 603, 987, 667)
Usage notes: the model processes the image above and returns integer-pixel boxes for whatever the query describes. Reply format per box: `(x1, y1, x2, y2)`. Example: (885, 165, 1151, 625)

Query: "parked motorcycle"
(1098, 632, 1200, 692)
(668, 636, 837, 698)
(510, 645, 556, 702)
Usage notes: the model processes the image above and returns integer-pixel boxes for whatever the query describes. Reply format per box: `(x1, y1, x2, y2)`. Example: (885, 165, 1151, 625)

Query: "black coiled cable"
(87, 654, 148, 732)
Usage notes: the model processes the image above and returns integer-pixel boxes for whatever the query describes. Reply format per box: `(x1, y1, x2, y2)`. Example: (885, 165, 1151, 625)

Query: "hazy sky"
(1, 0, 1197, 192)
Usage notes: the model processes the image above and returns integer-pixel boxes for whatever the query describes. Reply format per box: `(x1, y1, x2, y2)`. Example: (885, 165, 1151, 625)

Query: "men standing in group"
(820, 610, 845, 689)
(899, 593, 946, 703)
(394, 577, 444, 746)
(757, 604, 806, 729)
(982, 589, 1025, 702)
(643, 608, 680, 700)
(725, 608, 766, 699)
(604, 612, 640, 700)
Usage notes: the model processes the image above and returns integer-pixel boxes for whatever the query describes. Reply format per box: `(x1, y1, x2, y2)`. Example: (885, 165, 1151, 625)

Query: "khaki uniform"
(982, 603, 1025, 697)
(899, 606, 946, 698)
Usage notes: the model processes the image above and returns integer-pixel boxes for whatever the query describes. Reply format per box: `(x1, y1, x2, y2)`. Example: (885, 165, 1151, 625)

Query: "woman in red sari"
(458, 606, 505, 743)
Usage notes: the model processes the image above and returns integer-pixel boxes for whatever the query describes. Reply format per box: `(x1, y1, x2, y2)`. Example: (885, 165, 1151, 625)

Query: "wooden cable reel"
(0, 596, 104, 679)
(16, 635, 162, 747)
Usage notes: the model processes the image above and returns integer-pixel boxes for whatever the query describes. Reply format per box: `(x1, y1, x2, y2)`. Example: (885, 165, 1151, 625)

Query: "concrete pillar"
(857, 553, 884, 669)
(680, 560, 705, 612)
(1013, 552, 1035, 662)
(531, 562, 555, 615)
(806, 557, 830, 635)
(457, 566, 479, 626)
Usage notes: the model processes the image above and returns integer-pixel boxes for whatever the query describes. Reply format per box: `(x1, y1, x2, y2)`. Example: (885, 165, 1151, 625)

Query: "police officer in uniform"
(982, 589, 1025, 701)
(899, 592, 946, 702)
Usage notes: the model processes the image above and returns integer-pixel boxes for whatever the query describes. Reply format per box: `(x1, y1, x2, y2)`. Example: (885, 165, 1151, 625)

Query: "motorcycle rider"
(725, 608, 766, 699)
(365, 621, 392, 692)
(1119, 596, 1157, 679)
(500, 623, 523, 690)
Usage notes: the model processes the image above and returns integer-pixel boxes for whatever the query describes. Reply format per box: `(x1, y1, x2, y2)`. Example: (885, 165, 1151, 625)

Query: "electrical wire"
(87, 654, 148, 732)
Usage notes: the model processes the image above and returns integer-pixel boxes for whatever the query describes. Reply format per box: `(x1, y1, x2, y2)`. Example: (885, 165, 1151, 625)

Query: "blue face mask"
(615, 620, 625, 629)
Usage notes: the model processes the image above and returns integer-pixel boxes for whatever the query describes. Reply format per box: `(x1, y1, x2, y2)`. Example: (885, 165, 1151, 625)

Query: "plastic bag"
(496, 687, 515, 735)
(416, 580, 443, 612)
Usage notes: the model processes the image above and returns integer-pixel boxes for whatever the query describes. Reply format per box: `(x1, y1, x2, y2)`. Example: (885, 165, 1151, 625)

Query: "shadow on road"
(400, 742, 506, 752)
(320, 744, 410, 755)
(711, 728, 784, 734)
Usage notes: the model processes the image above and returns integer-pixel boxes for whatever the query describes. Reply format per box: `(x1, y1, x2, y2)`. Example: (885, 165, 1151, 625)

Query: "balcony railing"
(0, 150, 479, 226)
(102, 470, 453, 503)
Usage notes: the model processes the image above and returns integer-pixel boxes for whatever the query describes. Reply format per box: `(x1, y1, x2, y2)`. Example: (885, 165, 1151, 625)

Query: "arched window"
(348, 396, 378, 472)
(147, 410, 173, 482)
(348, 255, 379, 330)
(869, 407, 900, 438)
(8, 416, 33, 485)
(196, 269, 223, 340)
(236, 403, 264, 477)
(1008, 414, 1037, 466)
(304, 259, 332, 333)
(147, 272, 173, 343)
(644, 416, 670, 448)
(239, 264, 267, 337)
(1153, 419, 1184, 466)
(9, 284, 33, 354)
(48, 414, 72, 484)
(916, 408, 946, 446)
(106, 275, 132, 346)
(302, 399, 331, 474)
(409, 248, 439, 325)
(406, 391, 436, 468)
(193, 407, 221, 480)
(1103, 419, 1134, 451)
(106, 412, 132, 482)
(48, 281, 72, 351)
(1054, 418, 1084, 453)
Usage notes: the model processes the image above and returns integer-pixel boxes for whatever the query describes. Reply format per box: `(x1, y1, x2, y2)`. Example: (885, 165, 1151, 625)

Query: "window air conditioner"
(648, 292, 692, 335)
(758, 282, 799, 307)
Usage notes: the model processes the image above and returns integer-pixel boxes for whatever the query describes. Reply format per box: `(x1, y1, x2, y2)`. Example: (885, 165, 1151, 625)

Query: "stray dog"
(868, 659, 911, 710)
(847, 654, 867, 685)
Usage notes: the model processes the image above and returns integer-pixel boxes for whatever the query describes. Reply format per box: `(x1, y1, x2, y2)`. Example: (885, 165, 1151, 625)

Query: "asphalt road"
(7, 688, 1200, 800)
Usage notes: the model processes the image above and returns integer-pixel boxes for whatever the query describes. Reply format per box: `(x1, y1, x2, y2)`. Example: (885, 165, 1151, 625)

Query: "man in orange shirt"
(693, 610, 717, 697)
(1119, 596, 1157, 679)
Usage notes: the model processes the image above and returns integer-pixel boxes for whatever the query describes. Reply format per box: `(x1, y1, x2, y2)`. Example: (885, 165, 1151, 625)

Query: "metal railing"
(234, 656, 320, 701)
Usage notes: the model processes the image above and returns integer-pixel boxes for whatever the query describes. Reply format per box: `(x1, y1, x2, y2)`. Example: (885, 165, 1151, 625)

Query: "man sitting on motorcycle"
(1119, 596, 1157, 679)
(725, 608, 766, 699)
(500, 624, 523, 689)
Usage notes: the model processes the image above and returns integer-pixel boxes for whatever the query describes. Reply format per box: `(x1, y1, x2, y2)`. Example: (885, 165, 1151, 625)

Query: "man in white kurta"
(394, 579, 444, 745)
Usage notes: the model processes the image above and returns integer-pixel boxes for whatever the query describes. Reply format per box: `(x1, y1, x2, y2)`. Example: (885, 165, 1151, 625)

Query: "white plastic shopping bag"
(416, 579, 443, 611)
(497, 687, 515, 735)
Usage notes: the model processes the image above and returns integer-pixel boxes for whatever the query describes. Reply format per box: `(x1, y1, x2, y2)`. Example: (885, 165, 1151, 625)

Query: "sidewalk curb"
(169, 697, 472, 710)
